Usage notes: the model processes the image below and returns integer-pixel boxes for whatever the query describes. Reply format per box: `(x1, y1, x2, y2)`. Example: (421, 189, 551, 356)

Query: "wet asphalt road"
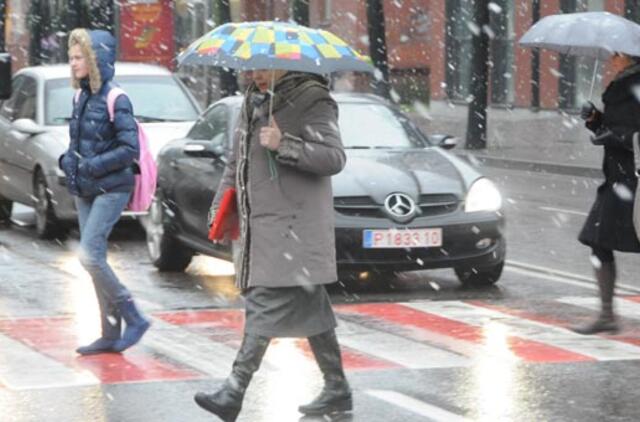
(1, 166, 640, 422)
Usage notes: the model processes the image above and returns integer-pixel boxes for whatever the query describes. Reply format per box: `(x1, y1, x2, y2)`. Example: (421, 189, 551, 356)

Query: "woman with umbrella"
(178, 22, 373, 420)
(520, 12, 640, 335)
(574, 51, 640, 334)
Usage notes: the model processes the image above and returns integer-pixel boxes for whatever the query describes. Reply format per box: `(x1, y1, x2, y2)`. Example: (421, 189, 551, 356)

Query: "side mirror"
(11, 118, 46, 135)
(183, 141, 224, 158)
(0, 53, 11, 100)
(430, 134, 459, 150)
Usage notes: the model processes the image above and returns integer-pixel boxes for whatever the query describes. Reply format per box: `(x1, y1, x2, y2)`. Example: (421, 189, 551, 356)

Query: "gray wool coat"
(209, 73, 346, 289)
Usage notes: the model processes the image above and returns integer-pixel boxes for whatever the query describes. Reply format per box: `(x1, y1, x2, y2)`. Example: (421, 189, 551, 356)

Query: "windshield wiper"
(134, 115, 185, 123)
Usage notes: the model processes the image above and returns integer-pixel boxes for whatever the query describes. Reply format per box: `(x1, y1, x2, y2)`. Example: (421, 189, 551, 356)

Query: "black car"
(146, 93, 506, 286)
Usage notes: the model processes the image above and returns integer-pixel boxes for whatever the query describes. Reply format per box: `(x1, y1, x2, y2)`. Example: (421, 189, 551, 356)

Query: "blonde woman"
(59, 29, 150, 354)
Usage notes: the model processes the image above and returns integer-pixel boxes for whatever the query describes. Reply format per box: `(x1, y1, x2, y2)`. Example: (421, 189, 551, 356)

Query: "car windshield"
(45, 76, 199, 126)
(338, 102, 428, 149)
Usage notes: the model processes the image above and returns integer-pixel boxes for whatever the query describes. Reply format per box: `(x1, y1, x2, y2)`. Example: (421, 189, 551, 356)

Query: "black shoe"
(76, 337, 120, 355)
(194, 384, 242, 422)
(298, 385, 352, 415)
(571, 317, 619, 335)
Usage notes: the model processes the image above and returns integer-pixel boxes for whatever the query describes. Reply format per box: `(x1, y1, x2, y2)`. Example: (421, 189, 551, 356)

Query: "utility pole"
(0, 0, 5, 51)
(216, 0, 238, 98)
(465, 0, 490, 149)
(366, 0, 390, 99)
(531, 0, 540, 110)
(292, 0, 309, 27)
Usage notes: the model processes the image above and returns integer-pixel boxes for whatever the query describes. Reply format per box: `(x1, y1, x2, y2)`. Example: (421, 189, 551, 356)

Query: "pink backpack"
(74, 88, 157, 212)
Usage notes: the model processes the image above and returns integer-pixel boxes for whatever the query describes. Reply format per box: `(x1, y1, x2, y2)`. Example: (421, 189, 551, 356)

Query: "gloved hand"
(590, 129, 617, 146)
(580, 101, 599, 121)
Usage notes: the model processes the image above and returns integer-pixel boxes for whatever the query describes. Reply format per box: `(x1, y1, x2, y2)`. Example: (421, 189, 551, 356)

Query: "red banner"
(119, 0, 175, 69)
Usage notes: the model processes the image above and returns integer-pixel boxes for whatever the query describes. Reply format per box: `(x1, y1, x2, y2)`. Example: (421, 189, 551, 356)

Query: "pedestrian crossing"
(1, 296, 640, 391)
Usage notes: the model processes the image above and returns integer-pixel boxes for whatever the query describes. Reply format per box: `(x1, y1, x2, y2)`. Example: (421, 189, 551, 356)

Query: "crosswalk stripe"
(406, 301, 640, 361)
(557, 296, 640, 320)
(0, 332, 99, 390)
(154, 310, 400, 372)
(366, 390, 473, 422)
(339, 303, 592, 363)
(336, 318, 470, 369)
(144, 317, 240, 379)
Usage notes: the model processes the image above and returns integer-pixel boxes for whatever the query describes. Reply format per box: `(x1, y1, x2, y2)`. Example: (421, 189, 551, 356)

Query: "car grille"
(334, 194, 460, 219)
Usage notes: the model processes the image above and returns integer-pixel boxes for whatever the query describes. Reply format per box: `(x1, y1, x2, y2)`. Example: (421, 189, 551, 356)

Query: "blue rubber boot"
(113, 298, 150, 352)
(76, 337, 119, 355)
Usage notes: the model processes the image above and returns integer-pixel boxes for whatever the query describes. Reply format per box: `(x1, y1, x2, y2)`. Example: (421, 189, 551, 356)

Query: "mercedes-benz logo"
(384, 193, 417, 221)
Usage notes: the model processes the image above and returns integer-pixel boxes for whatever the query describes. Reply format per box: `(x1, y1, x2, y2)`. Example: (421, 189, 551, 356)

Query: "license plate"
(363, 228, 443, 249)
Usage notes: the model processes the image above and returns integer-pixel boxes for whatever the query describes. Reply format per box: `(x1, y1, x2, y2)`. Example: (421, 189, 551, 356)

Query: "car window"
(338, 103, 428, 149)
(187, 105, 228, 145)
(13, 77, 37, 121)
(45, 75, 200, 126)
(0, 76, 25, 121)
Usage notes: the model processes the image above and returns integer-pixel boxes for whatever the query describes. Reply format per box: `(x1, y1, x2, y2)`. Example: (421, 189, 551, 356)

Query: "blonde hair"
(68, 28, 102, 94)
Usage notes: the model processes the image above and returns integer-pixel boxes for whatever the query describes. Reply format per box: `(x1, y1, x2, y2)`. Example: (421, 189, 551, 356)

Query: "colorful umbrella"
(176, 21, 373, 74)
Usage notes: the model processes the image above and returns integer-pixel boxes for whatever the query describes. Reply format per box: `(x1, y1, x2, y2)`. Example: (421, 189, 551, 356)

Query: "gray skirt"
(243, 285, 337, 338)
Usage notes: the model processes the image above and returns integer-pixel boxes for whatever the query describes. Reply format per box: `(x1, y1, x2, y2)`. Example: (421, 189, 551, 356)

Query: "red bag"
(208, 188, 240, 241)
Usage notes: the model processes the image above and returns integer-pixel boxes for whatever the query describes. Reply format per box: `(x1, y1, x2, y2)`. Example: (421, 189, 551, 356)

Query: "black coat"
(579, 64, 640, 252)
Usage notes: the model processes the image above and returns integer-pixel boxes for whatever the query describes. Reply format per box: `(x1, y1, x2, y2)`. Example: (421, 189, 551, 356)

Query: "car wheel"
(146, 193, 194, 272)
(0, 196, 12, 223)
(34, 171, 67, 239)
(455, 262, 504, 286)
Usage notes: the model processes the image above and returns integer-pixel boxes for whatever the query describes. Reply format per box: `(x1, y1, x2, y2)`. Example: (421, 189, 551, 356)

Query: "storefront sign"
(119, 0, 175, 69)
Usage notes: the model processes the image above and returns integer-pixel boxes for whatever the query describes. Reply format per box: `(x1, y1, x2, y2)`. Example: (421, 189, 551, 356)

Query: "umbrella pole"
(268, 70, 275, 126)
(589, 59, 599, 100)
(267, 70, 277, 179)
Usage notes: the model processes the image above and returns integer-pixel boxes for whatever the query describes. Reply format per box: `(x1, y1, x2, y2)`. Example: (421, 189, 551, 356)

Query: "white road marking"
(558, 296, 640, 321)
(366, 389, 473, 422)
(405, 301, 640, 361)
(0, 333, 99, 390)
(506, 260, 640, 295)
(144, 318, 240, 378)
(336, 319, 469, 369)
(538, 206, 588, 216)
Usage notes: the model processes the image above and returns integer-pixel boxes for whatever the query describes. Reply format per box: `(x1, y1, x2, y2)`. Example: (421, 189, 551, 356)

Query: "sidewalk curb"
(455, 152, 602, 179)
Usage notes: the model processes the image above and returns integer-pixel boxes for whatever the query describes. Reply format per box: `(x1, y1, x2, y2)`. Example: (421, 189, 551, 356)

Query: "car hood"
(139, 122, 194, 157)
(46, 121, 194, 158)
(333, 148, 476, 202)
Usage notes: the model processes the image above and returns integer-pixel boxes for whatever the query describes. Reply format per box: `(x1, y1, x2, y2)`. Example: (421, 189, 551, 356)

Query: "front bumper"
(335, 210, 506, 272)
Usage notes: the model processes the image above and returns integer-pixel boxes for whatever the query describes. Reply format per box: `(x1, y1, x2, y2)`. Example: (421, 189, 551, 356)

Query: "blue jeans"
(75, 192, 131, 340)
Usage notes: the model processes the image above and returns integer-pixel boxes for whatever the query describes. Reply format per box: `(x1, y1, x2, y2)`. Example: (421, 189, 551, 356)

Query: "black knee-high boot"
(298, 329, 352, 415)
(194, 333, 270, 422)
(573, 260, 619, 334)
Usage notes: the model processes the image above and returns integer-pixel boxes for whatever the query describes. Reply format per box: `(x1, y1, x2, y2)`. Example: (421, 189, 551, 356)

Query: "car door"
(172, 104, 230, 240)
(3, 75, 39, 204)
(0, 75, 28, 203)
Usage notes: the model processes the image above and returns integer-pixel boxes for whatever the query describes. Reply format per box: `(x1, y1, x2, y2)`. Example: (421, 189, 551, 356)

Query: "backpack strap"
(73, 89, 81, 105)
(106, 87, 127, 123)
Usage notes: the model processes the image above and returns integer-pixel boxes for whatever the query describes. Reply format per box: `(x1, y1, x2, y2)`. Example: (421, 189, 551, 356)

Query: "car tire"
(0, 196, 12, 223)
(146, 193, 194, 272)
(34, 171, 67, 239)
(455, 261, 504, 286)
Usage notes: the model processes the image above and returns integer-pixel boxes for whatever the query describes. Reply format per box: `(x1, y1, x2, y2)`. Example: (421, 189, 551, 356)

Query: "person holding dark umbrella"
(573, 52, 640, 334)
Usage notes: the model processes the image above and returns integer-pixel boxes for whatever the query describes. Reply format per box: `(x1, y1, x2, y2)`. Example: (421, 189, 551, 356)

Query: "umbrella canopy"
(177, 21, 373, 74)
(519, 12, 640, 60)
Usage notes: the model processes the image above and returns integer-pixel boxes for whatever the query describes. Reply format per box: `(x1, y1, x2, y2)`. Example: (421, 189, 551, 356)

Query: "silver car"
(0, 62, 202, 238)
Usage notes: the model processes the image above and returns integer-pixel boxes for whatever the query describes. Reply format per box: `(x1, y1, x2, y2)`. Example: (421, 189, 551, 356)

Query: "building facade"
(4, 0, 640, 110)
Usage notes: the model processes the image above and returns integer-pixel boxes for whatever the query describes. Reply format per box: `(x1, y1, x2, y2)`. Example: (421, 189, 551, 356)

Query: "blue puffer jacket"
(59, 29, 139, 197)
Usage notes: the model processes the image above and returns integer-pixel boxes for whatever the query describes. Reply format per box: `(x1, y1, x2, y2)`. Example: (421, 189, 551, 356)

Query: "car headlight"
(464, 178, 502, 212)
